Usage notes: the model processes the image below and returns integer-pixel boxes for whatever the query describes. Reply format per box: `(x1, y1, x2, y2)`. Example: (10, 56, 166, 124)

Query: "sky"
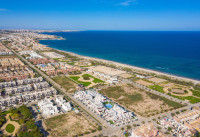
(0, 0, 200, 30)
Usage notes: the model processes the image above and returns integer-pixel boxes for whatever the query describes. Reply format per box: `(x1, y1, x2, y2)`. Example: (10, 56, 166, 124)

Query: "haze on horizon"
(0, 0, 200, 31)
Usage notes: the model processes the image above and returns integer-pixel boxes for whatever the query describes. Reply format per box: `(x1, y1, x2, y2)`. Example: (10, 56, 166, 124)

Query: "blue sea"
(40, 31, 200, 80)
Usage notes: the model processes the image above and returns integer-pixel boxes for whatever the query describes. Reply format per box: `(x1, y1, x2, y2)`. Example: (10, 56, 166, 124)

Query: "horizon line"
(1, 29, 200, 32)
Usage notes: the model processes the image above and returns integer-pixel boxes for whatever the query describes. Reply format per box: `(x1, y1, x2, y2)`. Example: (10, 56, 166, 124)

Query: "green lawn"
(184, 96, 200, 104)
(82, 74, 105, 83)
(6, 124, 15, 133)
(194, 87, 200, 91)
(149, 85, 165, 93)
(171, 95, 200, 104)
(69, 76, 80, 81)
(191, 90, 200, 97)
(69, 74, 104, 86)
(69, 76, 91, 87)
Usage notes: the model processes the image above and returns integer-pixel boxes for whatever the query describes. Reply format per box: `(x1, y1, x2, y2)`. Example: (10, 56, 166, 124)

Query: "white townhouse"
(38, 98, 59, 117)
(55, 96, 72, 112)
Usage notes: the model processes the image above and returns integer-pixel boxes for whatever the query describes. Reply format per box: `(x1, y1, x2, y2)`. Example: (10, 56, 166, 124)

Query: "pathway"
(1, 114, 20, 136)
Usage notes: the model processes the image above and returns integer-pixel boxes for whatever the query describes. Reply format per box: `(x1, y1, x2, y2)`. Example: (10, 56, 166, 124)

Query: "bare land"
(135, 79, 153, 86)
(52, 75, 77, 93)
(44, 112, 97, 137)
(148, 77, 167, 83)
(99, 84, 183, 117)
(43, 52, 65, 59)
(88, 66, 127, 76)
(118, 73, 133, 78)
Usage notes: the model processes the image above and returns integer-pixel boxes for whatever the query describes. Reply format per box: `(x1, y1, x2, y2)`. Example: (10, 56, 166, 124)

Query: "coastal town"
(0, 29, 200, 137)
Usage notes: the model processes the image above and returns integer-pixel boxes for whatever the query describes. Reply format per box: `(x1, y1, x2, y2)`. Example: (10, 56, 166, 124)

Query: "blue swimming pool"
(105, 104, 113, 109)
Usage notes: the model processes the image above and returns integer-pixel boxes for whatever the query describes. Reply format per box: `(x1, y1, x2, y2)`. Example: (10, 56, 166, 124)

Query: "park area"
(0, 105, 42, 137)
(1, 114, 19, 136)
(52, 75, 77, 93)
(44, 111, 98, 137)
(69, 73, 105, 87)
(99, 84, 183, 117)
(147, 79, 200, 104)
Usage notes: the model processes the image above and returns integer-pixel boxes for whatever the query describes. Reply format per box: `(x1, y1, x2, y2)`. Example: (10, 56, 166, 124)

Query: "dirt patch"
(44, 111, 97, 137)
(88, 66, 126, 76)
(148, 77, 167, 83)
(136, 79, 153, 86)
(161, 82, 174, 87)
(118, 73, 132, 78)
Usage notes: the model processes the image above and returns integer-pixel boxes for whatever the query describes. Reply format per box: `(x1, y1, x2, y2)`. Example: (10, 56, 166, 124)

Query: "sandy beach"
(41, 42, 200, 84)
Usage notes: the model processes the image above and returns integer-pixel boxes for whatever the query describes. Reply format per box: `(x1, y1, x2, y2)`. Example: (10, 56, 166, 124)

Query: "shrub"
(181, 109, 187, 112)
(83, 75, 90, 80)
(165, 131, 170, 134)
(98, 126, 102, 131)
(171, 113, 175, 116)
(91, 129, 96, 133)
(157, 126, 161, 130)
(168, 127, 172, 131)
(127, 125, 131, 130)
(26, 120, 37, 130)
(19, 119, 25, 124)
(84, 131, 89, 134)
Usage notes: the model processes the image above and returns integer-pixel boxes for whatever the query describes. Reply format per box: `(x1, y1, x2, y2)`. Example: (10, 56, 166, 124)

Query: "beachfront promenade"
(7, 46, 200, 136)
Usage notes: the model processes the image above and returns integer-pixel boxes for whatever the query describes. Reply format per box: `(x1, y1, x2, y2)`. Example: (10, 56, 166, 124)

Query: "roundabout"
(6, 124, 15, 133)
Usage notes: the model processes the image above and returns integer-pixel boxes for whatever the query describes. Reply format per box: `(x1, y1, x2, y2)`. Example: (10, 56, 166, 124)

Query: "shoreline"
(39, 41, 200, 84)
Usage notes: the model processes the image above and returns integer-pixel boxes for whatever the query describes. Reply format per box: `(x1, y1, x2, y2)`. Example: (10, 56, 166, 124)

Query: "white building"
(38, 98, 59, 117)
(74, 90, 135, 126)
(19, 50, 43, 59)
(55, 96, 72, 112)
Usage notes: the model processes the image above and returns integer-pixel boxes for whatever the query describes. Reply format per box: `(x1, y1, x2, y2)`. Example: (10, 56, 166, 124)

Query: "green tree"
(19, 119, 25, 124)
(26, 120, 37, 130)
(127, 125, 131, 130)
(18, 105, 32, 119)
(168, 127, 172, 131)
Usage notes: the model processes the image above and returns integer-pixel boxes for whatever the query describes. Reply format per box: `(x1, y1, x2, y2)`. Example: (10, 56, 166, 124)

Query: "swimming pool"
(105, 104, 113, 109)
